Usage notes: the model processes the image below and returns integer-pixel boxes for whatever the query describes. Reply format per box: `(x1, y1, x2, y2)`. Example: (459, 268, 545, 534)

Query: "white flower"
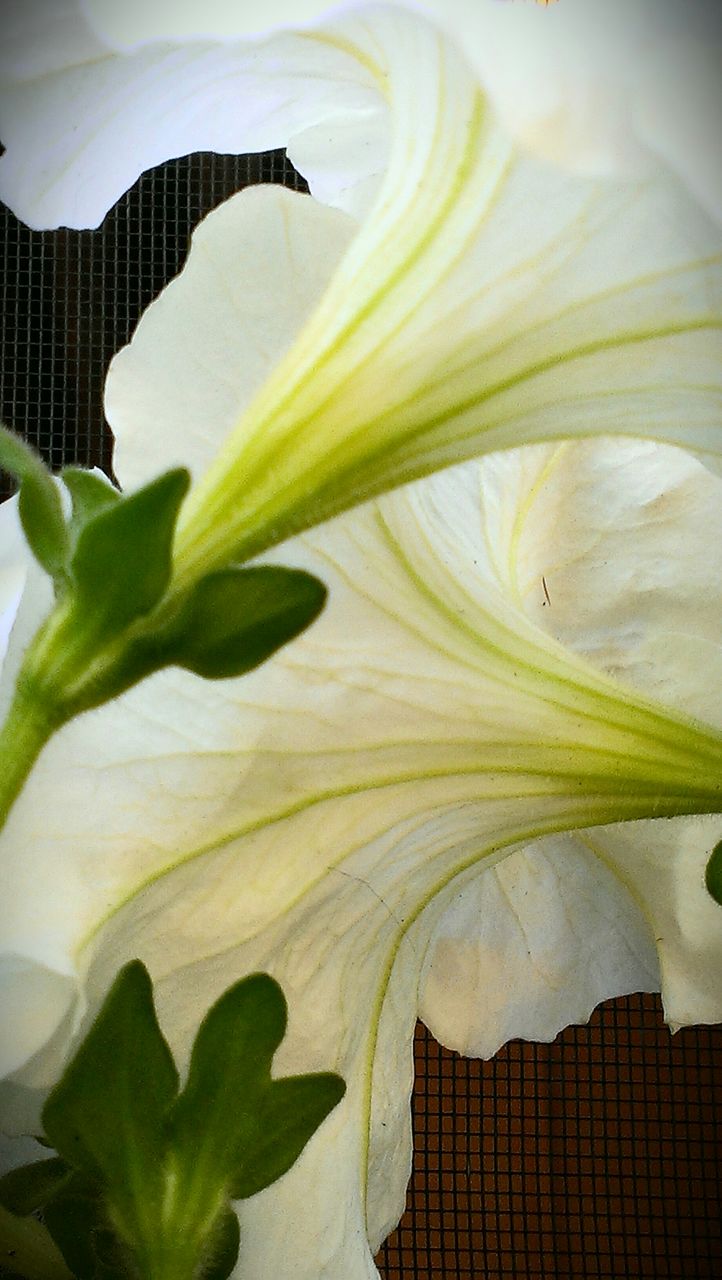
(2, 438, 721, 1278)
(1, 2, 721, 575)
(74, 0, 722, 224)
(7, 1, 721, 219)
(1, 6, 721, 1273)
(2, 189, 722, 1276)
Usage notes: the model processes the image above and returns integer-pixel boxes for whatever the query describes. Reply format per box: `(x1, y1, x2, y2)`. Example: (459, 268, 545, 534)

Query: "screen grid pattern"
(1, 152, 720, 1280)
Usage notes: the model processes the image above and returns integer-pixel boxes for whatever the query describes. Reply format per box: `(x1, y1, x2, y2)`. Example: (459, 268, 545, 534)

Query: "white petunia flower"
(1, 3, 721, 577)
(2, 435, 721, 1277)
(2, 191, 722, 1276)
(5, 1, 722, 220)
(0, 5, 721, 1272)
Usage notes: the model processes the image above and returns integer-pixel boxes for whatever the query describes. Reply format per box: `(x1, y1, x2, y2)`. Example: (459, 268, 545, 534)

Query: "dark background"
(1, 151, 720, 1279)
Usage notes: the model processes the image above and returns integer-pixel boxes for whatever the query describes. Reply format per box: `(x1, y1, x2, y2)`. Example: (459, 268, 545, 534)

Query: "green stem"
(0, 682, 57, 835)
(0, 1206, 72, 1280)
(139, 1249, 199, 1280)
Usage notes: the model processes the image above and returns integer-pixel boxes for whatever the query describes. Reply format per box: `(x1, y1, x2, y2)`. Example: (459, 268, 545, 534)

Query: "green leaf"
(70, 468, 189, 637)
(229, 1072, 346, 1201)
(199, 1208, 240, 1280)
(100, 566, 328, 701)
(169, 974, 287, 1179)
(705, 839, 722, 905)
(42, 962, 178, 1238)
(0, 424, 69, 584)
(0, 1158, 71, 1216)
(43, 1178, 131, 1280)
(62, 469, 121, 532)
(5, 966, 344, 1280)
(165, 566, 327, 679)
(168, 974, 345, 1211)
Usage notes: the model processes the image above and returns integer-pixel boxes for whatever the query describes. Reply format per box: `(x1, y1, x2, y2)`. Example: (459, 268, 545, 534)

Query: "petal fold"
(0, 17, 383, 229)
(106, 185, 355, 490)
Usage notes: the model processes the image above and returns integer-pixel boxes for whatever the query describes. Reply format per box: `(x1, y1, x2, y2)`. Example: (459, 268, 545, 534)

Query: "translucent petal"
(5, 6, 721, 550)
(105, 185, 355, 490)
(98, 113, 722, 577)
(420, 438, 722, 1054)
(5, 1, 719, 226)
(2, 444, 721, 1276)
(0, 499, 27, 676)
(0, 18, 384, 229)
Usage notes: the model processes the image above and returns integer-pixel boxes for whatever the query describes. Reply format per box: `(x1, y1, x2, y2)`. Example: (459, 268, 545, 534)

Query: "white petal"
(106, 185, 356, 490)
(2, 442, 722, 1274)
(407, 439, 722, 1057)
(79, 0, 722, 223)
(1, 0, 107, 80)
(94, 63, 721, 577)
(419, 0, 654, 178)
(423, 0, 722, 222)
(633, 29, 722, 229)
(419, 833, 661, 1060)
(580, 817, 722, 1030)
(420, 811, 722, 1054)
(505, 437, 722, 725)
(5, 8, 721, 542)
(82, 0, 348, 45)
(0, 498, 27, 678)
(0, 955, 78, 1079)
(0, 19, 383, 229)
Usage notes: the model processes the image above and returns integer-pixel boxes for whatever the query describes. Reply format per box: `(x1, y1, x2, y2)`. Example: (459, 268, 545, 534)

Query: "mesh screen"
(1, 152, 721, 1279)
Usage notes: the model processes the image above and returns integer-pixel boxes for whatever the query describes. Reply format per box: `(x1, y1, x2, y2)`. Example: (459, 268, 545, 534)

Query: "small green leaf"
(200, 1208, 240, 1280)
(42, 962, 178, 1235)
(62, 468, 121, 532)
(168, 974, 345, 1210)
(100, 566, 328, 702)
(11, 966, 342, 1280)
(705, 839, 722, 905)
(0, 1157, 71, 1216)
(70, 468, 189, 636)
(169, 974, 287, 1166)
(0, 424, 69, 584)
(229, 1073, 346, 1200)
(166, 566, 327, 680)
(43, 1178, 130, 1280)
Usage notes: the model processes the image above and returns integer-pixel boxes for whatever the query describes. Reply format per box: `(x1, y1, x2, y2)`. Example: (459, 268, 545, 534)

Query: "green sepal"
(229, 1071, 347, 1200)
(42, 962, 178, 1237)
(43, 1177, 132, 1280)
(62, 468, 121, 534)
(160, 566, 327, 680)
(102, 566, 328, 699)
(169, 973, 345, 1207)
(0, 1156, 71, 1216)
(705, 839, 722, 905)
(0, 423, 69, 586)
(9, 964, 344, 1280)
(200, 1208, 240, 1280)
(69, 469, 189, 638)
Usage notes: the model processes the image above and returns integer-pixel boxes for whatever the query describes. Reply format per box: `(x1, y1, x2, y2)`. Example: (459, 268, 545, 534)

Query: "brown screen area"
(1, 152, 720, 1280)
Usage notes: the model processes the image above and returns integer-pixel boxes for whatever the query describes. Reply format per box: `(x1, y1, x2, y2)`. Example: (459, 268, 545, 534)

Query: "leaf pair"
(62, 468, 326, 706)
(1, 425, 327, 720)
(0, 964, 345, 1280)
